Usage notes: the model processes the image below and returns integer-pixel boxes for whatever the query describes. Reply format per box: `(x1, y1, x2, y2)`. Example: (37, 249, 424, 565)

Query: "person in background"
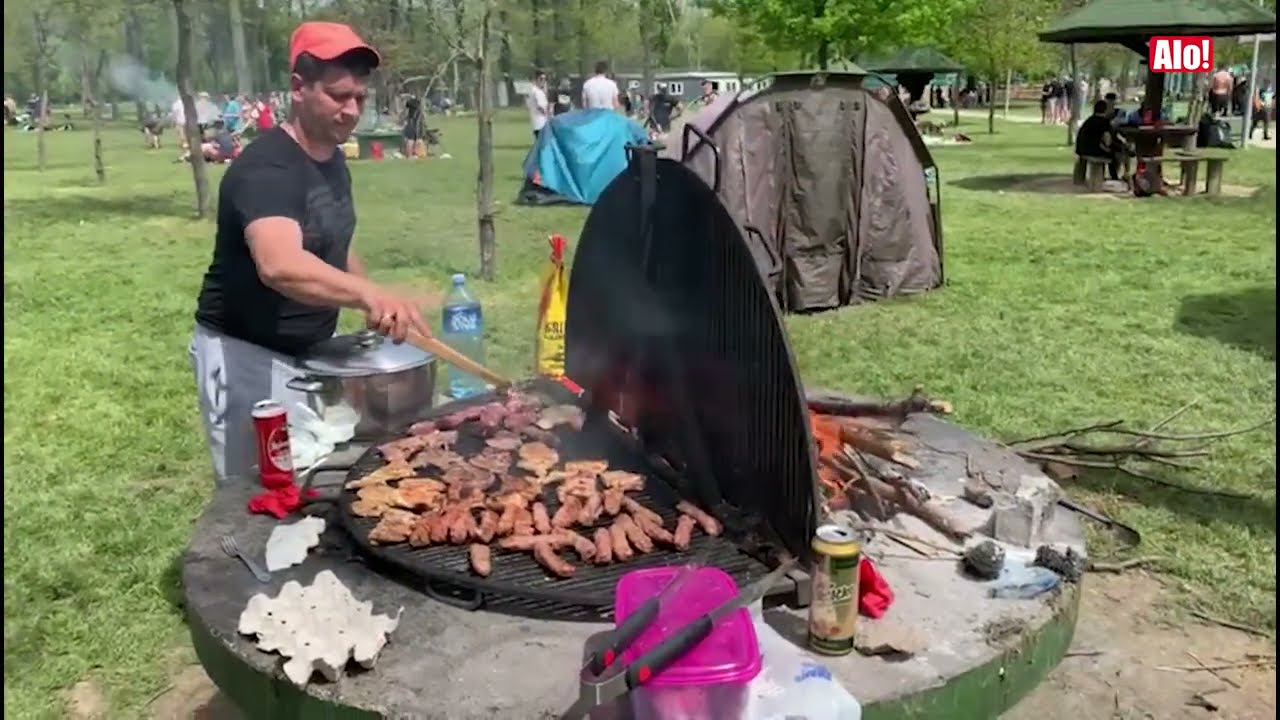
(1250, 82, 1273, 141)
(646, 82, 680, 138)
(189, 21, 433, 484)
(401, 94, 423, 158)
(1075, 100, 1123, 181)
(1040, 78, 1053, 123)
(699, 78, 718, 105)
(222, 94, 243, 134)
(582, 61, 620, 110)
(526, 69, 549, 140)
(1209, 66, 1233, 116)
(255, 93, 276, 134)
(552, 78, 573, 115)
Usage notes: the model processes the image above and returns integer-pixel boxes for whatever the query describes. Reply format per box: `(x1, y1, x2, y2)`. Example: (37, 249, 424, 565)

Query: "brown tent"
(665, 70, 944, 313)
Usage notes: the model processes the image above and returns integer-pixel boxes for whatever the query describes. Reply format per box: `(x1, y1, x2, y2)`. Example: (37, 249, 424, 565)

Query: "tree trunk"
(498, 8, 517, 106)
(174, 0, 211, 218)
(641, 28, 654, 103)
(81, 58, 94, 118)
(1067, 44, 1079, 146)
(987, 72, 996, 134)
(34, 14, 48, 173)
(1003, 67, 1013, 117)
(476, 5, 497, 281)
(576, 0, 588, 80)
(228, 0, 253, 95)
(126, 10, 149, 121)
(817, 40, 830, 70)
(530, 0, 544, 70)
(551, 0, 566, 78)
(87, 52, 107, 183)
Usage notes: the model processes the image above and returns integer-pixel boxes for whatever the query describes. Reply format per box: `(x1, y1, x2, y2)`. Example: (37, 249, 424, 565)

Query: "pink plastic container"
(614, 566, 762, 720)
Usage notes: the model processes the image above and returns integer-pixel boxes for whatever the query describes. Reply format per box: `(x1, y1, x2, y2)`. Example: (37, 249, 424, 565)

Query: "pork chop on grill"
(469, 447, 512, 473)
(369, 509, 417, 544)
(516, 441, 559, 477)
(537, 404, 585, 431)
(485, 431, 523, 451)
(601, 470, 644, 492)
(415, 447, 464, 471)
(346, 462, 414, 490)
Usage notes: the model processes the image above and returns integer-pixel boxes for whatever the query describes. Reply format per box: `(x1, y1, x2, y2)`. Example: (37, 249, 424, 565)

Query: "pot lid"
(298, 330, 435, 377)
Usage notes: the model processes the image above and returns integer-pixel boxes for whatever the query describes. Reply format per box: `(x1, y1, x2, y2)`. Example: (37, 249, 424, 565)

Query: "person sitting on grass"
(1075, 100, 1124, 182)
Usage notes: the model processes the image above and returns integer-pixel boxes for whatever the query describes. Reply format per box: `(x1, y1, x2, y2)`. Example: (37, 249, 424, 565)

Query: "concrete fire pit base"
(183, 409, 1083, 719)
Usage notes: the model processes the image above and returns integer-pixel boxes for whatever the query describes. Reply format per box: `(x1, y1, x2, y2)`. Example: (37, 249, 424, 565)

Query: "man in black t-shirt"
(1075, 100, 1123, 181)
(190, 21, 433, 484)
(647, 83, 680, 135)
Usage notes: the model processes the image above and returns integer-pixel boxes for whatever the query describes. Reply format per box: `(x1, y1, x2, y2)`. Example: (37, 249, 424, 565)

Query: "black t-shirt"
(1075, 114, 1113, 156)
(194, 127, 356, 356)
(1049, 81, 1063, 98)
(649, 93, 677, 127)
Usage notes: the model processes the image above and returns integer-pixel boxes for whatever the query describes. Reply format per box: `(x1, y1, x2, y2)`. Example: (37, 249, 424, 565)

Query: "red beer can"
(251, 400, 294, 489)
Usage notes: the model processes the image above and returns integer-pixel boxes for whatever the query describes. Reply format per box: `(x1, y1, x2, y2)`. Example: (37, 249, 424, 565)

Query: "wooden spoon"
(406, 328, 511, 390)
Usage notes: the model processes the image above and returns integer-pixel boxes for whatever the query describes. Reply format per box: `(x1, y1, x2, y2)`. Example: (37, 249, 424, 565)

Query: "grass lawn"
(4, 110, 1275, 718)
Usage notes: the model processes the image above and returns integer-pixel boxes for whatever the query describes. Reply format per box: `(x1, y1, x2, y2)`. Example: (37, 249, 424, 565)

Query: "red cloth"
(859, 557, 894, 618)
(247, 485, 318, 519)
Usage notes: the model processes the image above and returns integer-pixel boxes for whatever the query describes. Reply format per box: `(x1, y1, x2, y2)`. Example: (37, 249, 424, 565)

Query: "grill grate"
(337, 381, 776, 617)
(565, 148, 821, 565)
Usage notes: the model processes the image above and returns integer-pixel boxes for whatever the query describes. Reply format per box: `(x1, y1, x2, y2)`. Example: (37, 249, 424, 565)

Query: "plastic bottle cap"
(452, 273, 465, 286)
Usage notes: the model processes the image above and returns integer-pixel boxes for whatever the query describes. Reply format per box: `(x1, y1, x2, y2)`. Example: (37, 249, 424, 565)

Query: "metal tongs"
(559, 557, 797, 719)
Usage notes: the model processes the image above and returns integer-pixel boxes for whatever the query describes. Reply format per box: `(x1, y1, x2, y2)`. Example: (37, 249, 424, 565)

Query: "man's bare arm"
(247, 217, 374, 309)
(347, 248, 368, 278)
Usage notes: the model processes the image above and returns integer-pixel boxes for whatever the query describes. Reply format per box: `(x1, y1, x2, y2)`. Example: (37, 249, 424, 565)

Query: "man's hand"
(361, 285, 433, 343)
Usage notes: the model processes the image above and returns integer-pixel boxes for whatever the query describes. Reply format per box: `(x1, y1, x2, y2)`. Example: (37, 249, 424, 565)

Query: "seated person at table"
(1075, 100, 1122, 181)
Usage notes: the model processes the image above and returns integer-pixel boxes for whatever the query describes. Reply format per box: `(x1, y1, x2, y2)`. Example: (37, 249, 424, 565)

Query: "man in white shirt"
(526, 70, 550, 139)
(581, 61, 620, 110)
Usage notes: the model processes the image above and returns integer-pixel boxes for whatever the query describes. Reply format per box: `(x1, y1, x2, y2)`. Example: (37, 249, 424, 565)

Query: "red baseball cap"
(289, 22, 381, 70)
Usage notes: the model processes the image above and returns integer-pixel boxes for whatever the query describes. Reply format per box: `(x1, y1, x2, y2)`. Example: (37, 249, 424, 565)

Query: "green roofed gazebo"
(1039, 0, 1276, 118)
(858, 47, 965, 103)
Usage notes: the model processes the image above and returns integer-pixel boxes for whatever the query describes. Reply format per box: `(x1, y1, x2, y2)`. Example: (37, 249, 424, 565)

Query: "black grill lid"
(565, 146, 821, 564)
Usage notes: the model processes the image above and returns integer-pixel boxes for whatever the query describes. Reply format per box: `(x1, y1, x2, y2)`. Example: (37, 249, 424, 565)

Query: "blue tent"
(516, 109, 650, 206)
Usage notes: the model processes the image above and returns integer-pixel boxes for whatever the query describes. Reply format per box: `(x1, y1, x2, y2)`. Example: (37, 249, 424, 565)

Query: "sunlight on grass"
(3, 111, 1276, 717)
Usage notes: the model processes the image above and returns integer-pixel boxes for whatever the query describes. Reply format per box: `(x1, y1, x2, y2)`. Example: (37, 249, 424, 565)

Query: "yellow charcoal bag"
(536, 234, 569, 377)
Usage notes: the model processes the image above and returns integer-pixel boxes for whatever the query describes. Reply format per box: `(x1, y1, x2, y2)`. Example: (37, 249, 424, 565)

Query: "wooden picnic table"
(1116, 125, 1202, 196)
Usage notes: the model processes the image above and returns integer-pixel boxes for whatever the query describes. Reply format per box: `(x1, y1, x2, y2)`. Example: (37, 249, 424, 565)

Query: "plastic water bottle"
(441, 273, 487, 399)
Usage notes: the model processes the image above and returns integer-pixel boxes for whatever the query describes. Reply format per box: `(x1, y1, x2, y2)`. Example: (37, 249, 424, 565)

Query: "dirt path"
(1005, 573, 1275, 720)
(68, 573, 1271, 719)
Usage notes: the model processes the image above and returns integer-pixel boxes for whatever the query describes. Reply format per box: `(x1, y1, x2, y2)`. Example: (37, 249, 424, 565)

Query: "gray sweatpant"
(188, 324, 310, 485)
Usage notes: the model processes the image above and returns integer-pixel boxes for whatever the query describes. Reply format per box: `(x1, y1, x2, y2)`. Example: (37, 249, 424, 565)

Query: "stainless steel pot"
(288, 329, 438, 438)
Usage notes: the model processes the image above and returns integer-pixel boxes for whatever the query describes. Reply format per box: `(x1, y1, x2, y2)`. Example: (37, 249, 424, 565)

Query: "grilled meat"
(346, 462, 414, 490)
(602, 487, 625, 516)
(537, 404, 585, 431)
(621, 497, 663, 527)
(516, 441, 559, 477)
(676, 501, 722, 536)
(485, 431, 523, 451)
(609, 523, 634, 561)
(469, 544, 492, 577)
(593, 528, 614, 564)
(394, 478, 447, 510)
(552, 496, 583, 528)
(497, 533, 573, 551)
(468, 447, 512, 473)
(474, 509, 499, 542)
(600, 470, 644, 492)
(368, 510, 417, 544)
(673, 515, 696, 550)
(558, 529, 598, 562)
(415, 447, 464, 471)
(616, 514, 655, 553)
(512, 506, 536, 536)
(564, 459, 608, 476)
(533, 543, 576, 577)
(634, 513, 676, 546)
(532, 502, 552, 534)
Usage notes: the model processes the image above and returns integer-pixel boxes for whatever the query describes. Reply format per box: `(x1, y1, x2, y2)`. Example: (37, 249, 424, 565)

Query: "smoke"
(107, 55, 178, 107)
(106, 54, 221, 123)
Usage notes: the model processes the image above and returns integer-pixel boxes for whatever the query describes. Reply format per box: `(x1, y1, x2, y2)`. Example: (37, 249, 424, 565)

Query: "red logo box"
(1149, 36, 1214, 73)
